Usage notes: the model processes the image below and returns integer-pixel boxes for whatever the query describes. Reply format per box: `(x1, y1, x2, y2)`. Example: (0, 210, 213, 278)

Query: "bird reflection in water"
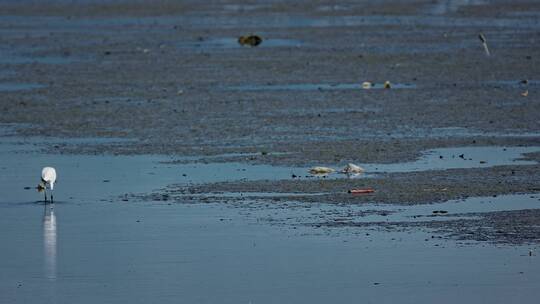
(43, 204, 57, 279)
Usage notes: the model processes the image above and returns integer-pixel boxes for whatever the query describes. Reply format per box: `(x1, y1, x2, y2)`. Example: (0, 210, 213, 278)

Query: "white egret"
(39, 167, 57, 202)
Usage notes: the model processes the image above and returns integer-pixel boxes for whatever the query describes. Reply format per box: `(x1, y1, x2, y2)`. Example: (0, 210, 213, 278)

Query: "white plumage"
(41, 167, 57, 190)
(40, 167, 57, 202)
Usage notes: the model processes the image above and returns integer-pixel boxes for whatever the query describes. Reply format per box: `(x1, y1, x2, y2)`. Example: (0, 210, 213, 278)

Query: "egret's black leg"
(44, 189, 47, 202)
(51, 193, 54, 203)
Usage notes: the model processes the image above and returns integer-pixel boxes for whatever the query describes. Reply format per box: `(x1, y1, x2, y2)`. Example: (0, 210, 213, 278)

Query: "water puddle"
(224, 80, 535, 93)
(420, 127, 540, 139)
(176, 37, 303, 50)
(424, 0, 489, 15)
(224, 82, 416, 92)
(322, 126, 540, 139)
(0, 83, 46, 92)
(316, 5, 350, 12)
(365, 146, 539, 173)
(275, 106, 381, 116)
(258, 15, 540, 30)
(346, 193, 540, 223)
(242, 193, 540, 226)
(2, 14, 539, 33)
(222, 4, 268, 12)
(486, 80, 540, 88)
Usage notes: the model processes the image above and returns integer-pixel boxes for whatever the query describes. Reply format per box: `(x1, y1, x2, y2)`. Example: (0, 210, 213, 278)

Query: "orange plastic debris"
(348, 188, 375, 194)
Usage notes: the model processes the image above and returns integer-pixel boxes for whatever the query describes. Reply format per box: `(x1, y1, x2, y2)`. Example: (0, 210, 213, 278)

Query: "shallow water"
(1, 201, 538, 304)
(487, 80, 540, 88)
(366, 146, 539, 173)
(3, 14, 538, 31)
(1, 138, 539, 304)
(0, 145, 304, 203)
(224, 82, 416, 91)
(242, 193, 540, 226)
(418, 127, 540, 139)
(424, 0, 489, 15)
(176, 37, 304, 50)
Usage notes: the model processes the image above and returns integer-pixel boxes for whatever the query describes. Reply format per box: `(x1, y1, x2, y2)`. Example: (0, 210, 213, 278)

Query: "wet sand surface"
(1, 0, 540, 303)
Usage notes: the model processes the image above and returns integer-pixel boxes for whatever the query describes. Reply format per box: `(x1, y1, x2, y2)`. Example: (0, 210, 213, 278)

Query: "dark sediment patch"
(160, 164, 540, 206)
(320, 209, 540, 245)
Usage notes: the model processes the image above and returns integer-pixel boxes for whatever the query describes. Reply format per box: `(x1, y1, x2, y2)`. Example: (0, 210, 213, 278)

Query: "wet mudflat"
(1, 0, 540, 303)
